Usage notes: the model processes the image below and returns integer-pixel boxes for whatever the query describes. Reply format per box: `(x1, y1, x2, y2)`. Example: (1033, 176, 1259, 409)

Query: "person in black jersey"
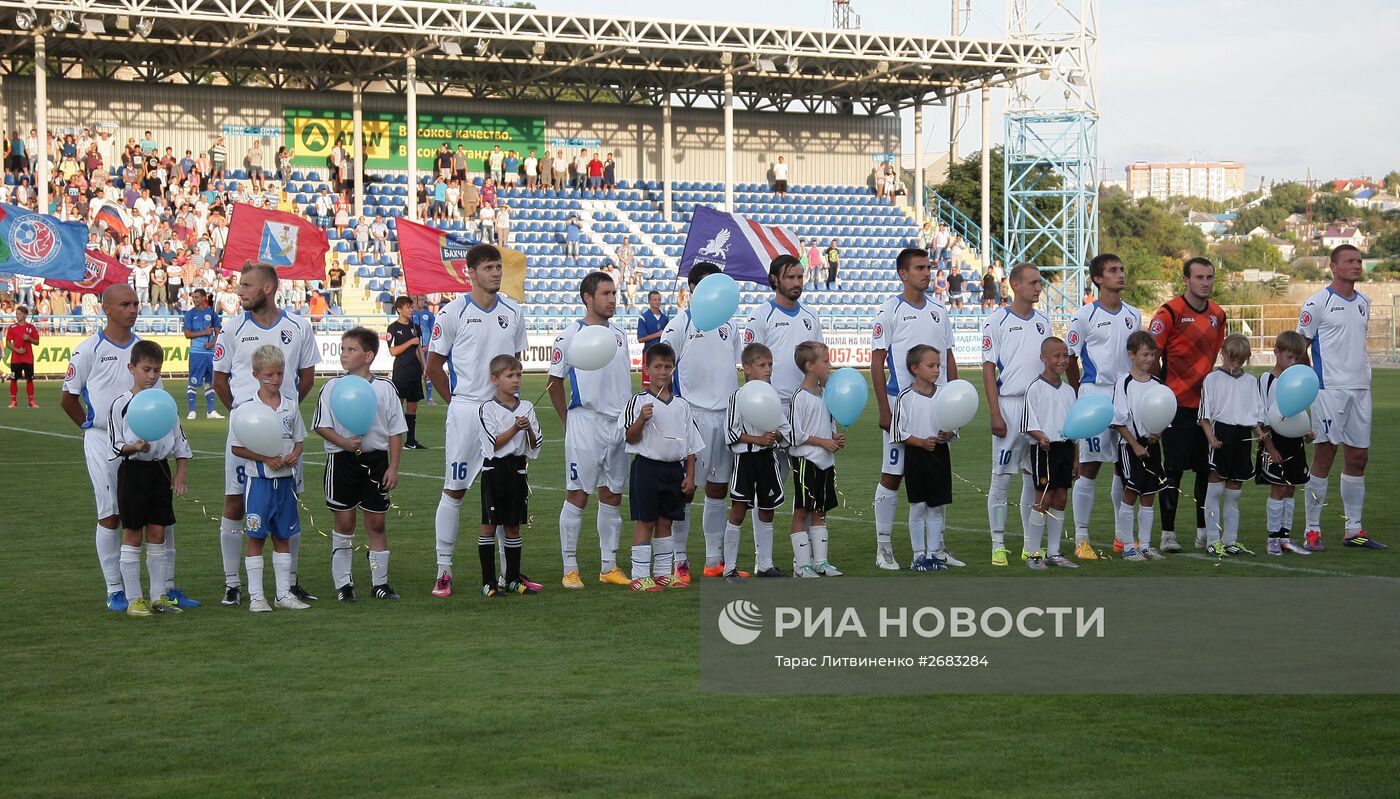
(387, 296, 428, 449)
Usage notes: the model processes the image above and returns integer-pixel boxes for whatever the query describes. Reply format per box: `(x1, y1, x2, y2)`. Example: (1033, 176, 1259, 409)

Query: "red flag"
(46, 249, 132, 295)
(223, 202, 329, 281)
(396, 217, 526, 301)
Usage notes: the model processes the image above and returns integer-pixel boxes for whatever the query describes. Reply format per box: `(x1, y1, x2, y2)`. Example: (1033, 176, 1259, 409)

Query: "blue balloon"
(127, 389, 177, 442)
(1275, 363, 1319, 417)
(1061, 393, 1114, 440)
(689, 273, 740, 332)
(331, 374, 377, 436)
(824, 367, 869, 427)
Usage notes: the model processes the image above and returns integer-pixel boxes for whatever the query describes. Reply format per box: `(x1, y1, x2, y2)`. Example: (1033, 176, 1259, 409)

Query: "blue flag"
(0, 202, 89, 281)
(679, 205, 802, 284)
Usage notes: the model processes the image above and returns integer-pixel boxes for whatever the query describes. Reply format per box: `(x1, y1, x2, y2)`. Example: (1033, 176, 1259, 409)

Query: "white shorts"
(83, 427, 120, 520)
(1311, 387, 1371, 448)
(444, 398, 487, 491)
(991, 394, 1032, 475)
(226, 427, 305, 496)
(881, 427, 905, 477)
(1077, 383, 1119, 464)
(565, 408, 627, 494)
(694, 408, 735, 484)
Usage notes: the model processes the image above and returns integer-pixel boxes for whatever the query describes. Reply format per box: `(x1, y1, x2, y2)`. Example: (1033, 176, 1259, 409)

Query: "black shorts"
(1256, 434, 1309, 487)
(904, 442, 953, 507)
(9, 362, 33, 380)
(1117, 439, 1167, 496)
(323, 449, 392, 513)
(629, 456, 687, 522)
(730, 449, 785, 511)
(117, 459, 176, 530)
(392, 368, 425, 403)
(1031, 440, 1076, 491)
(481, 455, 529, 526)
(1163, 405, 1209, 474)
(790, 456, 837, 514)
(774, 180, 789, 192)
(1207, 422, 1255, 482)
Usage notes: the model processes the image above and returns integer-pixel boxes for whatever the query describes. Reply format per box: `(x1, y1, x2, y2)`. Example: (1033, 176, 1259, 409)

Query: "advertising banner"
(283, 107, 546, 173)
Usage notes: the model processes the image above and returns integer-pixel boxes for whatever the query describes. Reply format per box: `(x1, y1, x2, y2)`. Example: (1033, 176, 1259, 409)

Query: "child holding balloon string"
(892, 344, 958, 572)
(724, 343, 792, 580)
(230, 345, 308, 613)
(1110, 331, 1170, 562)
(312, 327, 408, 602)
(787, 341, 845, 579)
(108, 340, 192, 617)
(1255, 331, 1315, 557)
(478, 354, 543, 597)
(1198, 333, 1270, 557)
(1023, 337, 1081, 570)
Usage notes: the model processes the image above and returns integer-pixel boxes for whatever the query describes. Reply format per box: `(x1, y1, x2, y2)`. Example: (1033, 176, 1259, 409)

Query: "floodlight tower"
(1004, 0, 1099, 319)
(832, 0, 861, 29)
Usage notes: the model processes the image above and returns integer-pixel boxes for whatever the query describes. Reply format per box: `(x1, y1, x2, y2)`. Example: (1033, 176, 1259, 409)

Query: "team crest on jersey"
(497, 315, 509, 329)
(1209, 316, 1218, 329)
(432, 324, 443, 341)
(873, 322, 883, 338)
(1125, 317, 1134, 329)
(214, 343, 224, 359)
(615, 333, 625, 347)
(931, 311, 940, 324)
(280, 330, 293, 345)
(245, 514, 262, 532)
(1149, 319, 1165, 336)
(982, 335, 992, 351)
(1299, 311, 1311, 326)
(1035, 322, 1046, 335)
(717, 326, 729, 341)
(1067, 330, 1080, 346)
(282, 414, 296, 435)
(803, 318, 813, 331)
(66, 364, 76, 380)
(744, 329, 755, 343)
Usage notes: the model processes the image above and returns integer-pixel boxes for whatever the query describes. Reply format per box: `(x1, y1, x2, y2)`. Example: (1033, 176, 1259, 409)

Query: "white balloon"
(1139, 383, 1178, 435)
(934, 379, 980, 431)
(737, 380, 783, 433)
(231, 402, 284, 458)
(568, 324, 619, 372)
(1267, 403, 1310, 438)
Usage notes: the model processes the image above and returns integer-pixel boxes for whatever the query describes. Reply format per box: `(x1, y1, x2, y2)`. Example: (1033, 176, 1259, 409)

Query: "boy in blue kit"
(182, 288, 224, 420)
(230, 345, 308, 612)
(724, 343, 792, 581)
(477, 354, 543, 597)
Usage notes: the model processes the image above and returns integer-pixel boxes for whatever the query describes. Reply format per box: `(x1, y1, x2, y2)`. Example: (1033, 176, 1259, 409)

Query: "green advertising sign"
(283, 107, 546, 172)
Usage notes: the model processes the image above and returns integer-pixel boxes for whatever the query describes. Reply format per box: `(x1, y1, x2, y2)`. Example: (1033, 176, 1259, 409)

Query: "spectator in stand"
(8, 130, 30, 177)
(355, 218, 372, 256)
(587, 151, 603, 193)
(934, 268, 949, 304)
(824, 239, 840, 290)
(435, 144, 453, 180)
(149, 262, 169, 314)
(209, 135, 227, 180)
(327, 265, 346, 312)
(564, 213, 582, 263)
(138, 130, 156, 154)
(772, 155, 789, 199)
(523, 149, 539, 189)
(246, 141, 265, 192)
(461, 179, 481, 226)
(573, 149, 589, 190)
(552, 149, 568, 191)
(932, 224, 950, 268)
(623, 268, 641, 313)
(481, 178, 497, 209)
(453, 145, 468, 182)
(494, 204, 512, 247)
(329, 139, 348, 192)
(807, 240, 823, 288)
(948, 267, 964, 310)
(416, 180, 430, 219)
(432, 177, 448, 222)
(315, 186, 335, 228)
(603, 153, 616, 191)
(334, 191, 351, 236)
(446, 180, 462, 221)
(276, 146, 294, 183)
(636, 290, 667, 386)
(489, 145, 505, 184)
(370, 217, 389, 255)
(503, 150, 520, 187)
(478, 203, 496, 244)
(950, 235, 966, 272)
(617, 237, 634, 277)
(883, 165, 897, 205)
(981, 269, 998, 310)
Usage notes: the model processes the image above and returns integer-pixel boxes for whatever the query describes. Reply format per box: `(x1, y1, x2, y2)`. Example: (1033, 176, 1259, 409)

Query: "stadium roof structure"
(2, 0, 1066, 114)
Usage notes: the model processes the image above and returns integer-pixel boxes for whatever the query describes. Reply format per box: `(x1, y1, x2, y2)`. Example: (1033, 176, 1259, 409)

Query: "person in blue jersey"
(411, 296, 437, 405)
(181, 288, 224, 421)
(636, 290, 668, 388)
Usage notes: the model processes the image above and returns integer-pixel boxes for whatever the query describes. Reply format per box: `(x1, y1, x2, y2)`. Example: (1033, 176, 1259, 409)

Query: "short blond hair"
(794, 341, 829, 374)
(251, 344, 285, 373)
(1221, 333, 1251, 365)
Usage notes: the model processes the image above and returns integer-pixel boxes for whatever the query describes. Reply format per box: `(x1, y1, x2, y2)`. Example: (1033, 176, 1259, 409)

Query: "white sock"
(927, 506, 946, 553)
(287, 533, 302, 585)
(811, 524, 830, 564)
(1205, 482, 1224, 544)
(754, 517, 775, 571)
(653, 536, 674, 577)
(908, 501, 928, 558)
(434, 493, 462, 576)
(671, 511, 690, 565)
(97, 524, 122, 594)
(1222, 488, 1242, 545)
(1283, 496, 1296, 532)
(163, 525, 176, 591)
(1116, 502, 1135, 546)
(1110, 475, 1125, 524)
(1136, 506, 1155, 547)
(272, 551, 293, 601)
(703, 496, 727, 567)
(598, 501, 623, 572)
(331, 532, 354, 587)
(147, 542, 168, 601)
(1027, 510, 1046, 555)
(246, 555, 265, 601)
(369, 549, 390, 586)
(987, 472, 1011, 549)
(1304, 475, 1328, 531)
(120, 543, 144, 601)
(1266, 497, 1285, 534)
(559, 501, 583, 574)
(630, 543, 653, 580)
(220, 516, 244, 587)
(874, 484, 898, 546)
(1340, 474, 1365, 535)
(1072, 476, 1096, 539)
(723, 522, 741, 573)
(1020, 475, 1037, 543)
(791, 531, 813, 569)
(1046, 509, 1065, 556)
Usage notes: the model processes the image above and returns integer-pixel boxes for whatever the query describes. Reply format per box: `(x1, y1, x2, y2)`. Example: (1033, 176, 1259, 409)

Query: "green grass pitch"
(3, 370, 1399, 797)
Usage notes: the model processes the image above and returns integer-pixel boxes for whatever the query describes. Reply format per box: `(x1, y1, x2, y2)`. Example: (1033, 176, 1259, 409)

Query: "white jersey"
(788, 387, 837, 469)
(1024, 376, 1076, 442)
(548, 319, 632, 418)
(1296, 286, 1371, 389)
(312, 375, 408, 454)
(428, 294, 527, 403)
(726, 386, 793, 454)
(982, 306, 1053, 397)
(891, 386, 949, 443)
(1112, 375, 1166, 440)
(742, 300, 824, 403)
(108, 390, 193, 462)
(660, 310, 740, 412)
(1198, 369, 1262, 427)
(212, 310, 319, 407)
(621, 391, 705, 463)
(1067, 300, 1141, 387)
(478, 398, 542, 459)
(872, 295, 954, 394)
(63, 331, 149, 429)
(230, 395, 306, 479)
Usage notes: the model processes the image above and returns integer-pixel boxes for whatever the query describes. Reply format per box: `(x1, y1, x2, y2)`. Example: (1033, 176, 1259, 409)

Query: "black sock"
(478, 537, 496, 587)
(1276, 527, 1290, 539)
(406, 413, 417, 444)
(505, 537, 522, 583)
(1193, 470, 1210, 530)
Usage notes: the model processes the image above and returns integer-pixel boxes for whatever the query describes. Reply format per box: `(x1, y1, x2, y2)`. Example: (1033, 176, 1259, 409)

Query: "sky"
(542, 0, 1399, 184)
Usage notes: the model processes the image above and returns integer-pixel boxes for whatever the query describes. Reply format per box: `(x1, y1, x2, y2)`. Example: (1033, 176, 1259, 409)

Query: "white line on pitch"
(1176, 552, 1399, 581)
